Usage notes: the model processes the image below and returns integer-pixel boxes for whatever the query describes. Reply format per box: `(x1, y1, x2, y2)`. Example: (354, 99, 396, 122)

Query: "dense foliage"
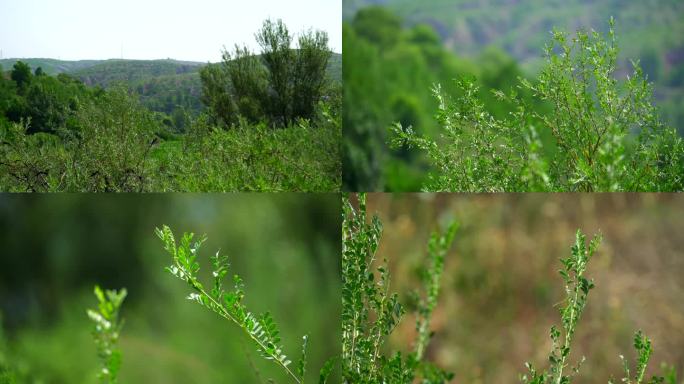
(0, 55, 341, 129)
(391, 20, 684, 191)
(0, 20, 341, 192)
(342, 6, 543, 191)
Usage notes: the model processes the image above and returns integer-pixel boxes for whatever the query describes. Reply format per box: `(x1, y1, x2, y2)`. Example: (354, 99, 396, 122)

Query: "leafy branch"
(522, 230, 667, 384)
(342, 193, 456, 383)
(155, 225, 320, 384)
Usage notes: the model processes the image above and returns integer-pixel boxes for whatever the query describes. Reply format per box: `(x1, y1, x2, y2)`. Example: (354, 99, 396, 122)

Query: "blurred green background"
(0, 194, 340, 383)
(343, 0, 684, 191)
(364, 193, 684, 383)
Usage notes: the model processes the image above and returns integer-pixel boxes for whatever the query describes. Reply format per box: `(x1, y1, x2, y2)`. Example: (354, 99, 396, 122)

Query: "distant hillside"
(0, 58, 102, 75)
(1, 53, 340, 86)
(69, 59, 204, 87)
(344, 0, 683, 70)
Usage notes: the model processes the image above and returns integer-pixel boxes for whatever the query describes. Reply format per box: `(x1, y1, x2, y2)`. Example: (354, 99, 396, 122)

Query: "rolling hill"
(344, 0, 683, 67)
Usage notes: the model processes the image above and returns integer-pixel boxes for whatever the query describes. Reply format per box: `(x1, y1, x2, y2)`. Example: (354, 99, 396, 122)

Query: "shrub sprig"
(87, 285, 127, 384)
(155, 225, 324, 384)
(522, 230, 669, 384)
(342, 193, 457, 383)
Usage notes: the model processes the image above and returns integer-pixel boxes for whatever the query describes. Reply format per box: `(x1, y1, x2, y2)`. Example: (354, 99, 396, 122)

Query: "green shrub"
(391, 19, 684, 192)
(155, 102, 340, 192)
(0, 92, 340, 192)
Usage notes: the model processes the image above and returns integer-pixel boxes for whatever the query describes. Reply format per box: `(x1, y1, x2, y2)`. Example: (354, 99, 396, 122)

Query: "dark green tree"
(199, 62, 238, 126)
(256, 18, 295, 125)
(293, 29, 331, 121)
(200, 19, 332, 128)
(10, 61, 32, 94)
(223, 45, 268, 123)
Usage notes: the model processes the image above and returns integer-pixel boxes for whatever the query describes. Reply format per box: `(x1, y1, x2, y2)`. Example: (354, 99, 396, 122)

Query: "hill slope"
(1, 53, 341, 85)
(0, 58, 102, 75)
(69, 59, 203, 87)
(344, 0, 683, 68)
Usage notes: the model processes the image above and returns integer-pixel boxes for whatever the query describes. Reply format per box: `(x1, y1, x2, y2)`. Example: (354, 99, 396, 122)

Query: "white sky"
(0, 0, 341, 62)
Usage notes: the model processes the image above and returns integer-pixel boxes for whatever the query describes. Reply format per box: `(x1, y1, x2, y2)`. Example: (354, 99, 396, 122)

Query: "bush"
(0, 86, 159, 192)
(521, 230, 671, 384)
(391, 19, 684, 192)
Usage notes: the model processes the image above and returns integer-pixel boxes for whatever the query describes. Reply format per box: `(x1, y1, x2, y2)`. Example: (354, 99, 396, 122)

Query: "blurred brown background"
(363, 193, 684, 383)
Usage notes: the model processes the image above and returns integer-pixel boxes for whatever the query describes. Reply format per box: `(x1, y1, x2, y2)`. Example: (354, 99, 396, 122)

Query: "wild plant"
(86, 285, 127, 384)
(390, 19, 684, 192)
(156, 225, 333, 383)
(64, 85, 158, 192)
(521, 230, 669, 384)
(0, 120, 67, 192)
(342, 193, 457, 383)
(0, 86, 159, 192)
(162, 109, 341, 192)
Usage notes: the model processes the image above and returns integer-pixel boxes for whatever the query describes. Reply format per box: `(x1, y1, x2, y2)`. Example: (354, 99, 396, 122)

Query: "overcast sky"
(0, 0, 341, 62)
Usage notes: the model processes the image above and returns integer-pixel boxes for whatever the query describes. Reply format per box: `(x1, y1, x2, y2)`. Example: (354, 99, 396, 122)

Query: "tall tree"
(255, 18, 295, 126)
(11, 61, 32, 94)
(223, 44, 268, 123)
(199, 62, 237, 126)
(199, 19, 332, 128)
(293, 30, 331, 121)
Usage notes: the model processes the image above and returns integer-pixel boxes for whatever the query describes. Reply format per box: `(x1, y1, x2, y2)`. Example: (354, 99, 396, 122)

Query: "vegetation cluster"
(343, 6, 545, 191)
(390, 20, 683, 191)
